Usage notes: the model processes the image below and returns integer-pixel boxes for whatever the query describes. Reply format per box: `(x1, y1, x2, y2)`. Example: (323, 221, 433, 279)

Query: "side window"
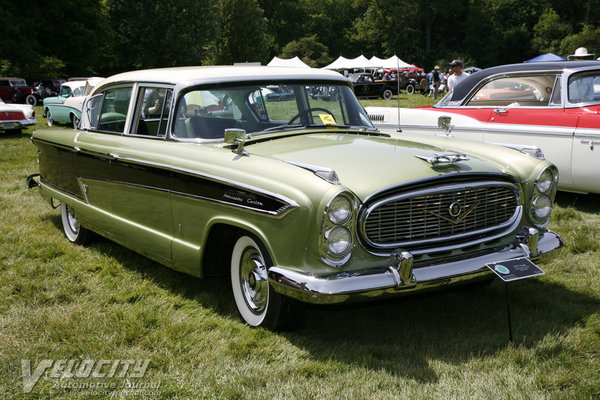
(549, 76, 562, 106)
(568, 72, 600, 103)
(86, 94, 104, 130)
(72, 86, 84, 97)
(174, 90, 241, 139)
(60, 86, 72, 97)
(97, 87, 132, 133)
(132, 87, 173, 137)
(467, 75, 556, 107)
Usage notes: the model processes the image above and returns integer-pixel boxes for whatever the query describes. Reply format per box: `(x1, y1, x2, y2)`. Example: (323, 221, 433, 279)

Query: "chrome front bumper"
(268, 228, 563, 304)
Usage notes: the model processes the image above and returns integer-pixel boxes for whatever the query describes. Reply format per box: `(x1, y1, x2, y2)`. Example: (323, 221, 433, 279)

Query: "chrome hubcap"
(66, 206, 80, 234)
(239, 247, 268, 314)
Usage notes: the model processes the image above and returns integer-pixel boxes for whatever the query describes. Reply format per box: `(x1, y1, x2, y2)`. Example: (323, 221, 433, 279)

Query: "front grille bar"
(360, 181, 521, 251)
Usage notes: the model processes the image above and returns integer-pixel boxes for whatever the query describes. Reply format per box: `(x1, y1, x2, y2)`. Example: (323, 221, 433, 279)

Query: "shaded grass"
(0, 108, 599, 399)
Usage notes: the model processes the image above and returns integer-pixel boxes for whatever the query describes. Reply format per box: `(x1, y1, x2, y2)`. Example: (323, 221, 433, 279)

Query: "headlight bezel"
(529, 165, 558, 228)
(320, 191, 357, 266)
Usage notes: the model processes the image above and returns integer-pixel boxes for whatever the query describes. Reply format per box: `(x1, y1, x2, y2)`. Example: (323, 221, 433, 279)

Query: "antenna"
(396, 55, 402, 132)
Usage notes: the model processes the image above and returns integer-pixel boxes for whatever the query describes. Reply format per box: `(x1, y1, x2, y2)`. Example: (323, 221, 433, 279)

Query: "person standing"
(447, 60, 468, 91)
(568, 47, 595, 60)
(432, 66, 440, 99)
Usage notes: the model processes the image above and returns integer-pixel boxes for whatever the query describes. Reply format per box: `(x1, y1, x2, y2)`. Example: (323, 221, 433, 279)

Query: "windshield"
(173, 82, 374, 139)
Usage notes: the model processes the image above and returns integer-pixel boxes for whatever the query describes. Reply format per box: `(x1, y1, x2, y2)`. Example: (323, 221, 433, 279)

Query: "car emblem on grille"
(423, 201, 481, 225)
(448, 201, 462, 217)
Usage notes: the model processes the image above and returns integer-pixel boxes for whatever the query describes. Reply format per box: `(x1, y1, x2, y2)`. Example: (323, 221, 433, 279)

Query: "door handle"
(493, 108, 508, 115)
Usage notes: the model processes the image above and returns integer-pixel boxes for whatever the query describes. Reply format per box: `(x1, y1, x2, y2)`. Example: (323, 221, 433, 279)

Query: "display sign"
(487, 258, 545, 282)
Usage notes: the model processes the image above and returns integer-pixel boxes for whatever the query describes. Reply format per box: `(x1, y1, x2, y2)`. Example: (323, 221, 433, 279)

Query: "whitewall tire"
(230, 235, 303, 330)
(60, 203, 89, 245)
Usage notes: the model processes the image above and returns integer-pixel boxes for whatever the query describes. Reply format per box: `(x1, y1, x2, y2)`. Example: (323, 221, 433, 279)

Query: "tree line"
(1, 0, 599, 79)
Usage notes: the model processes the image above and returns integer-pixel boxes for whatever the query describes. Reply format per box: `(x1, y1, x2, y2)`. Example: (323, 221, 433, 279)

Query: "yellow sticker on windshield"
(319, 114, 336, 125)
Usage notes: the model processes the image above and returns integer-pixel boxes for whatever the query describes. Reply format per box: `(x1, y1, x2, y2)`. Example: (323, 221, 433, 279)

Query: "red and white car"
(366, 61, 600, 194)
(0, 98, 36, 134)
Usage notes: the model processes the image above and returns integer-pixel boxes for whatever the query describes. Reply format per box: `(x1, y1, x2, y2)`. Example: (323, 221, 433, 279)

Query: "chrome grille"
(362, 182, 520, 249)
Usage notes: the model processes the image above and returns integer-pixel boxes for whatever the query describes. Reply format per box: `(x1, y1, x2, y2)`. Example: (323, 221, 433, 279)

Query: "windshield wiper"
(261, 123, 305, 132)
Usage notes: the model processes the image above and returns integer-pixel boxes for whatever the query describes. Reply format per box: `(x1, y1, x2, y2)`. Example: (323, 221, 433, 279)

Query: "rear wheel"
(382, 89, 393, 100)
(230, 235, 303, 330)
(60, 203, 89, 245)
(71, 114, 80, 129)
(25, 94, 38, 106)
(46, 109, 54, 127)
(406, 84, 415, 95)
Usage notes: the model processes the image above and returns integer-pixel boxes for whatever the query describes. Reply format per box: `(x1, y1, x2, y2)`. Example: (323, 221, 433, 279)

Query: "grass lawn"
(0, 104, 599, 399)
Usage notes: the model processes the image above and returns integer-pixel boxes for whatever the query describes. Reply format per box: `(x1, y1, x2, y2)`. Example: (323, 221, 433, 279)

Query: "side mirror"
(437, 115, 454, 137)
(224, 128, 250, 156)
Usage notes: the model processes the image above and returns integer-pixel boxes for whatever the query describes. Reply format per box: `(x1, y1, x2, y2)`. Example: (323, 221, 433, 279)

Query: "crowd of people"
(369, 48, 597, 99)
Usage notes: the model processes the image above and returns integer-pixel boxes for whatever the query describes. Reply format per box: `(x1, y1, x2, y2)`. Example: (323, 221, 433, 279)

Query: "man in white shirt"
(447, 60, 468, 91)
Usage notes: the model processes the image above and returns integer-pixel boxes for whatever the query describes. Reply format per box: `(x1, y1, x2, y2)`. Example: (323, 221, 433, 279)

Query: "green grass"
(359, 92, 439, 108)
(0, 106, 599, 399)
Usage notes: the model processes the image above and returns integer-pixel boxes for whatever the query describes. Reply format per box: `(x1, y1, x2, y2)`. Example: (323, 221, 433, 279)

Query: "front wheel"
(230, 235, 303, 330)
(382, 89, 393, 100)
(60, 203, 89, 245)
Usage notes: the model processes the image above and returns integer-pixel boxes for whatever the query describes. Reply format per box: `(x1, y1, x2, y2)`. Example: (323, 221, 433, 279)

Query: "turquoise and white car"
(43, 78, 102, 128)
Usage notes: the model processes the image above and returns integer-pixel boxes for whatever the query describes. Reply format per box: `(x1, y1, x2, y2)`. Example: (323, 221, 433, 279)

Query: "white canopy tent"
(322, 56, 353, 70)
(267, 56, 311, 68)
(323, 55, 413, 70)
(376, 55, 413, 69)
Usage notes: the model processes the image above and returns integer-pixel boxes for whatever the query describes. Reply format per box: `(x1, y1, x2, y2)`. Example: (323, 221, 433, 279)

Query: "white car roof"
(91, 66, 349, 95)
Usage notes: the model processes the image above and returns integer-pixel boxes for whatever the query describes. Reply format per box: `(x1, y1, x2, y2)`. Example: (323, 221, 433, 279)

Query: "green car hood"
(245, 132, 509, 201)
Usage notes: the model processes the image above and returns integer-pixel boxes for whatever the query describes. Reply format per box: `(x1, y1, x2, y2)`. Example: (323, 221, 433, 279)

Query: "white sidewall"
(230, 236, 268, 327)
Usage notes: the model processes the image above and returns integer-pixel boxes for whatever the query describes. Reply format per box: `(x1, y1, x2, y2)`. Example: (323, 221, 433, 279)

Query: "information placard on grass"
(487, 258, 545, 282)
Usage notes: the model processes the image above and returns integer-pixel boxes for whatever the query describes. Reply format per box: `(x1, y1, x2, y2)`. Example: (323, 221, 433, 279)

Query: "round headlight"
(327, 226, 352, 256)
(536, 168, 554, 194)
(531, 194, 552, 223)
(327, 196, 353, 225)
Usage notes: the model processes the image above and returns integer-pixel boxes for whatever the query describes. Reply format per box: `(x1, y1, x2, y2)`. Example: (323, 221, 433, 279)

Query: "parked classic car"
(349, 73, 399, 99)
(0, 77, 41, 105)
(366, 61, 600, 194)
(28, 66, 562, 330)
(31, 78, 66, 98)
(43, 78, 103, 128)
(0, 98, 36, 134)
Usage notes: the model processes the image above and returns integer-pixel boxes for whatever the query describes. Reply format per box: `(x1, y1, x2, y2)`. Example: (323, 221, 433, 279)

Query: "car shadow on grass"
(555, 191, 600, 214)
(45, 214, 600, 383)
(284, 275, 599, 382)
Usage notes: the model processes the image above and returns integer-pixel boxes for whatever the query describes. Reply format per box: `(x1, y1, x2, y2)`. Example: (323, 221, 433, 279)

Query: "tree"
(106, 0, 220, 71)
(280, 36, 329, 67)
(559, 25, 600, 58)
(215, 0, 273, 64)
(532, 9, 572, 55)
(0, 0, 107, 77)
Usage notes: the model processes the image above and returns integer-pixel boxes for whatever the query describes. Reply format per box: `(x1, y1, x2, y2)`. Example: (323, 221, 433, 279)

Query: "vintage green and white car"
(28, 66, 563, 329)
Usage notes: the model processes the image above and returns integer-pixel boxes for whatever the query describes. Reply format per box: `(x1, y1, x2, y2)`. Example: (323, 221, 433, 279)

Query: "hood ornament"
(415, 153, 470, 166)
